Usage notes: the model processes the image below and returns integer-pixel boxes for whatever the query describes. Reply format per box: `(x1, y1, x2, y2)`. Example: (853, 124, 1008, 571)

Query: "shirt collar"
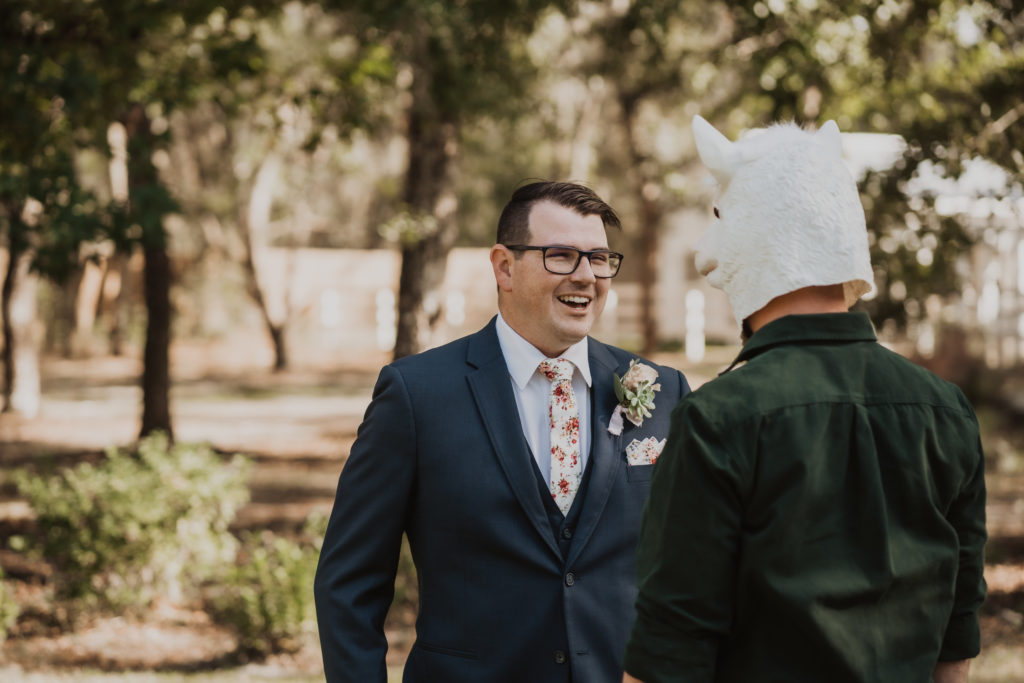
(723, 312, 878, 374)
(495, 313, 592, 390)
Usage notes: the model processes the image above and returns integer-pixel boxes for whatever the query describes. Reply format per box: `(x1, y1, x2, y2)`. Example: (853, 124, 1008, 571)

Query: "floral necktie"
(538, 358, 581, 515)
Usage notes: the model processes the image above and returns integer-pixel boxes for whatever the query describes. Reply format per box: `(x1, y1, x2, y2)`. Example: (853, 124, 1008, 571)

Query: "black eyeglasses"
(505, 245, 624, 278)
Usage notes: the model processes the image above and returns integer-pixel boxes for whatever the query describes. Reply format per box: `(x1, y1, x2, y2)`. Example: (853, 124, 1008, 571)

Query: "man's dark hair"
(496, 181, 621, 245)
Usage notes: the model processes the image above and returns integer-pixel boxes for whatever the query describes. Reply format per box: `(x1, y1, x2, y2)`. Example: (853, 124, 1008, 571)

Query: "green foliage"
(244, 3, 396, 142)
(705, 1, 1023, 331)
(0, 568, 20, 641)
(15, 433, 251, 612)
(574, 0, 1022, 334)
(378, 208, 440, 247)
(1, 0, 287, 276)
(332, 0, 565, 121)
(859, 164, 976, 331)
(158, 2, 402, 263)
(206, 514, 324, 655)
(0, 2, 110, 281)
(5, 0, 1021, 349)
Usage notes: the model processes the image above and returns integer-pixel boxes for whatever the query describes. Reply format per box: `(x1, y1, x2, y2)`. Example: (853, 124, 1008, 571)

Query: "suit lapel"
(466, 320, 561, 559)
(566, 339, 625, 568)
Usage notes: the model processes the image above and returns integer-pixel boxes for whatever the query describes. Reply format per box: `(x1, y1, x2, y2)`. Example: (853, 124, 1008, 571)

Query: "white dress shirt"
(495, 313, 592, 484)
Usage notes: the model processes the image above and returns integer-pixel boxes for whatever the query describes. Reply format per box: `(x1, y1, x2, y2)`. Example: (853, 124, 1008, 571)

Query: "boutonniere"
(607, 359, 662, 435)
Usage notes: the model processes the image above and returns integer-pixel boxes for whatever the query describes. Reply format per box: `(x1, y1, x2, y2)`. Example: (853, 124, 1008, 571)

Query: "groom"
(315, 181, 690, 682)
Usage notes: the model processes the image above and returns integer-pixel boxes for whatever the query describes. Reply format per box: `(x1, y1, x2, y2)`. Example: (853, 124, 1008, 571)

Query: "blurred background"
(1, 0, 1023, 680)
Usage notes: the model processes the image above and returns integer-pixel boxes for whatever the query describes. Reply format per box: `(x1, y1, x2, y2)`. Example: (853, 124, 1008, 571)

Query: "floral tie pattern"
(538, 358, 581, 515)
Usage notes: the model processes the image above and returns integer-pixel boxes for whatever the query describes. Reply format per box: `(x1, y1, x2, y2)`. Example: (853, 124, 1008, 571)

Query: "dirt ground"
(0, 343, 1022, 680)
(0, 346, 385, 680)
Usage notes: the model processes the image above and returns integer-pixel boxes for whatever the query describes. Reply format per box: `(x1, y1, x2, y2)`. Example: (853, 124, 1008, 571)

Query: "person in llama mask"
(622, 116, 987, 683)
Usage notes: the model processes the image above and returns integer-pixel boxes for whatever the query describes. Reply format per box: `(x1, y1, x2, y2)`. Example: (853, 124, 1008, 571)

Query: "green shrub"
(0, 568, 20, 640)
(15, 432, 251, 612)
(206, 519, 321, 655)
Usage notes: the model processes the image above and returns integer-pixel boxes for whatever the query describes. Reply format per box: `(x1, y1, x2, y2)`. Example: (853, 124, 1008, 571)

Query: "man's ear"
(490, 244, 514, 292)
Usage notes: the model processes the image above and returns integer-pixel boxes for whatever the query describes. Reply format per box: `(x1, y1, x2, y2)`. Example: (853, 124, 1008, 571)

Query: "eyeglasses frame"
(503, 244, 624, 279)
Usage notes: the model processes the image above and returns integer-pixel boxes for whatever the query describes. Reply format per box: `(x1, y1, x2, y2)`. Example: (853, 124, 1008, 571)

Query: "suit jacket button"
(561, 527, 573, 539)
(554, 650, 567, 664)
(565, 572, 576, 587)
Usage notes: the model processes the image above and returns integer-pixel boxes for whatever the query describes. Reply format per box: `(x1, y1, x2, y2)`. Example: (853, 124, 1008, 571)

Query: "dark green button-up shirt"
(625, 313, 986, 683)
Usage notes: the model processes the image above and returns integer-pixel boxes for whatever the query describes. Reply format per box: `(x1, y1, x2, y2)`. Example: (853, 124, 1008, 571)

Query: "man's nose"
(570, 255, 597, 283)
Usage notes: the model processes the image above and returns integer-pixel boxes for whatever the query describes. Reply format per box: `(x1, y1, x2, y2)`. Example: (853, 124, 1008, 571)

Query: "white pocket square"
(626, 437, 666, 466)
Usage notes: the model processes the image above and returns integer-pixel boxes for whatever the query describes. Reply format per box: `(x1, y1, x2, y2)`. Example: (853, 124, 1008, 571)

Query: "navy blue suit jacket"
(314, 318, 690, 682)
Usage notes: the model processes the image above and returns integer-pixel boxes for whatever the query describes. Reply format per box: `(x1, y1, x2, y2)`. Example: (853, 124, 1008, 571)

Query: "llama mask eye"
(713, 206, 721, 219)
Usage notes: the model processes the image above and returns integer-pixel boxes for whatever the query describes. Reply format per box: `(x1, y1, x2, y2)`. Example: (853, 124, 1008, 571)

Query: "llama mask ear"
(692, 115, 738, 184)
(815, 120, 843, 158)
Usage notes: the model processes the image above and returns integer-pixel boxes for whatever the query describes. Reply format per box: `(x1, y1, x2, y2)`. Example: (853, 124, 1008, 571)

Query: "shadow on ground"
(1, 348, 1022, 680)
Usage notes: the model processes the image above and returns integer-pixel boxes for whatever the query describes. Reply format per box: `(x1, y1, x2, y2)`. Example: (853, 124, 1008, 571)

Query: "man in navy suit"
(314, 181, 690, 682)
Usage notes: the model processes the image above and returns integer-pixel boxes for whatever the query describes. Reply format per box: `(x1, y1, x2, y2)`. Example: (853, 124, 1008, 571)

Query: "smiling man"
(315, 181, 691, 683)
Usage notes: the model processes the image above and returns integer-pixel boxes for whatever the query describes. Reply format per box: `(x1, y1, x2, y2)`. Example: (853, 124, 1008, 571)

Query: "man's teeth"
(559, 296, 590, 305)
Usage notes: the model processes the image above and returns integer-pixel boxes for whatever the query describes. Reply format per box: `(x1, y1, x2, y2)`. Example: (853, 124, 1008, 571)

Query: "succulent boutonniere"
(607, 359, 662, 435)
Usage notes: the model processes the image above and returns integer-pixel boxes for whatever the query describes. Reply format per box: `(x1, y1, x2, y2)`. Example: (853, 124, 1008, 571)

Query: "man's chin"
(554, 318, 596, 345)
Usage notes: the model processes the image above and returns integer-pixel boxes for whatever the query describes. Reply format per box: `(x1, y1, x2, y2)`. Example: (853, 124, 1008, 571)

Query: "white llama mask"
(691, 115, 874, 329)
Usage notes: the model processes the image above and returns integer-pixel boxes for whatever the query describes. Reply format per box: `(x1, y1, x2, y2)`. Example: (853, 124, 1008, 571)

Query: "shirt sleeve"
(939, 418, 987, 661)
(623, 399, 749, 682)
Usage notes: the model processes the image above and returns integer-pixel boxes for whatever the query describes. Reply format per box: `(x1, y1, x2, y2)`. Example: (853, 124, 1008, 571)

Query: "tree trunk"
(620, 96, 662, 357)
(1, 234, 41, 417)
(240, 241, 288, 372)
(241, 252, 288, 371)
(1, 235, 20, 413)
(636, 185, 661, 357)
(139, 244, 172, 438)
(394, 218, 454, 359)
(101, 252, 128, 356)
(50, 268, 83, 357)
(124, 103, 174, 440)
(393, 43, 459, 361)
(268, 324, 287, 371)
(238, 152, 289, 371)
